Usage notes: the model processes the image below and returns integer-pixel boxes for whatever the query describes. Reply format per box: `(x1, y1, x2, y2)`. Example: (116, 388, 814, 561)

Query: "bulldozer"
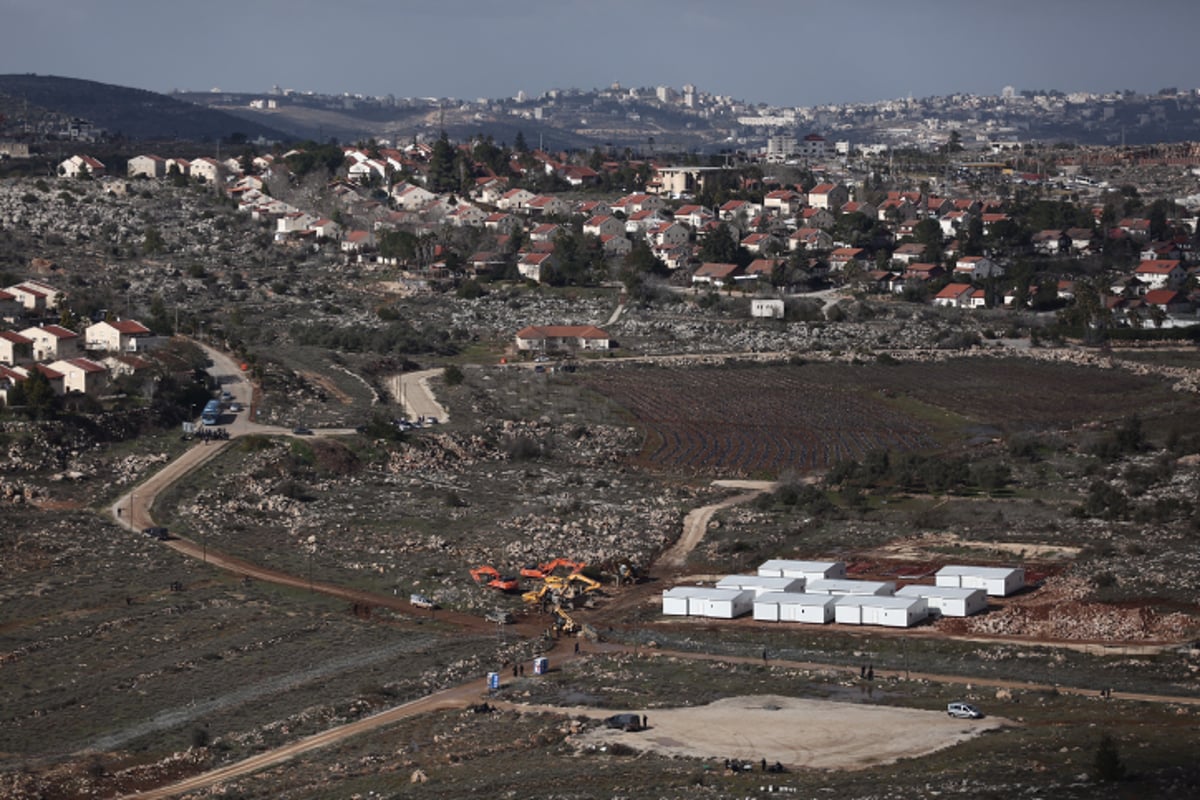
(552, 606, 600, 642)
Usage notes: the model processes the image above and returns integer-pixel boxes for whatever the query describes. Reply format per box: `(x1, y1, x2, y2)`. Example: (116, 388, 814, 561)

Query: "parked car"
(229, 402, 242, 412)
(292, 426, 313, 436)
(485, 609, 514, 625)
(947, 702, 983, 719)
(142, 526, 169, 541)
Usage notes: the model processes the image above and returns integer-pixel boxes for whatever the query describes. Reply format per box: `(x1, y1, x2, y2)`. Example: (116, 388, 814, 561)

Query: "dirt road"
(385, 368, 449, 423)
(658, 480, 775, 569)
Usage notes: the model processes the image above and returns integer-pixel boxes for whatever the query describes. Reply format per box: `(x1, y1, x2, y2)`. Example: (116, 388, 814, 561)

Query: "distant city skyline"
(2, 0, 1198, 108)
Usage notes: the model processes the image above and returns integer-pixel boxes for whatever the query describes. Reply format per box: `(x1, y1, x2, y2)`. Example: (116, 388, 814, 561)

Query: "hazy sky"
(2, 0, 1197, 106)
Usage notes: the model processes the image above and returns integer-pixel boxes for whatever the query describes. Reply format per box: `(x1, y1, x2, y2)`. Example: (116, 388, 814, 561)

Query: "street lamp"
(129, 491, 135, 530)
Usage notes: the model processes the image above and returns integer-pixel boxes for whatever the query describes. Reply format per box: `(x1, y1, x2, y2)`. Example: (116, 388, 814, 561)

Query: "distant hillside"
(0, 74, 293, 142)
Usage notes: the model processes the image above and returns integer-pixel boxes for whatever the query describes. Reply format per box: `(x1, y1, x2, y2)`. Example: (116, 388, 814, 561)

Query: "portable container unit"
(935, 565, 1025, 597)
(716, 575, 806, 595)
(753, 591, 837, 623)
(805, 578, 896, 596)
(696, 587, 754, 619)
(487, 671, 500, 690)
(533, 657, 549, 675)
(756, 559, 847, 581)
(834, 595, 928, 628)
(662, 586, 711, 616)
(896, 584, 988, 617)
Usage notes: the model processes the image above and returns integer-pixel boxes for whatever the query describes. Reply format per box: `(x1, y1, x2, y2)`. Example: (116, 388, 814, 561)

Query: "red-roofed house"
(127, 154, 167, 179)
(789, 228, 834, 252)
(59, 154, 106, 178)
(692, 262, 741, 287)
(0, 330, 33, 365)
(583, 215, 625, 238)
(829, 247, 866, 272)
(514, 325, 610, 353)
(807, 183, 848, 210)
(21, 324, 81, 361)
(85, 319, 153, 353)
(48, 357, 108, 395)
(1142, 289, 1191, 314)
(933, 283, 975, 308)
(954, 256, 1004, 280)
(518, 251, 556, 283)
(1134, 260, 1185, 290)
(799, 207, 835, 230)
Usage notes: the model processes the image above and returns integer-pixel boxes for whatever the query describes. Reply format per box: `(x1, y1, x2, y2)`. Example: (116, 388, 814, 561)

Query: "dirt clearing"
(508, 694, 1008, 770)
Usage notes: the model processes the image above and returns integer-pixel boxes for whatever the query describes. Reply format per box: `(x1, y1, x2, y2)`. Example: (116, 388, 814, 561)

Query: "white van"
(947, 702, 983, 719)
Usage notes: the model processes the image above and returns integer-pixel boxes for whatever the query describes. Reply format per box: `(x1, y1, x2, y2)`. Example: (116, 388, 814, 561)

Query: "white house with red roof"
(525, 195, 570, 218)
(583, 215, 625, 238)
(392, 183, 437, 210)
(48, 357, 107, 395)
(59, 154, 106, 178)
(518, 251, 556, 283)
(789, 227, 834, 252)
(188, 157, 225, 185)
(612, 193, 666, 216)
(763, 189, 804, 216)
(514, 325, 610, 353)
(529, 223, 562, 243)
(127, 155, 167, 179)
(806, 183, 848, 211)
(718, 199, 761, 223)
(85, 319, 154, 353)
(574, 200, 612, 218)
(1142, 289, 1192, 315)
(497, 188, 536, 212)
(799, 207, 835, 229)
(692, 262, 741, 287)
(600, 234, 632, 256)
(21, 324, 81, 361)
(1134, 260, 1185, 290)
(829, 247, 866, 272)
(483, 212, 519, 232)
(0, 330, 33, 365)
(840, 200, 878, 220)
(7, 280, 65, 313)
(673, 205, 715, 230)
(741, 232, 781, 254)
(647, 222, 688, 247)
(933, 283, 975, 308)
(954, 256, 1004, 280)
(0, 364, 29, 405)
(0, 288, 22, 321)
(341, 230, 375, 253)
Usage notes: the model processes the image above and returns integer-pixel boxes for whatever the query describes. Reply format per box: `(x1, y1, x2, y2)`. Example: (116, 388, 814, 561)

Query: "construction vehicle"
(520, 557, 587, 580)
(552, 606, 600, 641)
(470, 566, 521, 593)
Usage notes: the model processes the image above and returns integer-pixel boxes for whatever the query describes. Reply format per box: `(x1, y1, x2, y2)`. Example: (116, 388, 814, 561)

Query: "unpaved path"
(659, 480, 775, 568)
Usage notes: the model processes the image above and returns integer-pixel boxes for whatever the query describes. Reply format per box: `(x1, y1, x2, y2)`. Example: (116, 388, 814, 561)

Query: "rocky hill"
(0, 74, 293, 143)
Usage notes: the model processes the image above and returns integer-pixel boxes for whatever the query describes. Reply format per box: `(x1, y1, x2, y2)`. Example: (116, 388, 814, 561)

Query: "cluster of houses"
(0, 279, 161, 405)
(58, 143, 1199, 320)
(662, 559, 1025, 628)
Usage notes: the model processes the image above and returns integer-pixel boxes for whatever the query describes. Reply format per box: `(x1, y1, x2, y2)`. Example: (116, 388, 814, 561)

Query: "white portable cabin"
(694, 587, 754, 619)
(662, 586, 711, 616)
(756, 559, 847, 582)
(805, 578, 896, 596)
(834, 595, 928, 628)
(935, 565, 1025, 597)
(716, 575, 806, 595)
(896, 585, 988, 617)
(753, 592, 837, 624)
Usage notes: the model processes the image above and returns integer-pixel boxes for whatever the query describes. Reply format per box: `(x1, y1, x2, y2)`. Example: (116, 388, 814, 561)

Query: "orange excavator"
(470, 565, 520, 593)
(521, 558, 587, 580)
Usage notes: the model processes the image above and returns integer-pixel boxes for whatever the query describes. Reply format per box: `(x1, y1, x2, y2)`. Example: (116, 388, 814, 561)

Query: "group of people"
(859, 663, 875, 680)
(195, 427, 229, 442)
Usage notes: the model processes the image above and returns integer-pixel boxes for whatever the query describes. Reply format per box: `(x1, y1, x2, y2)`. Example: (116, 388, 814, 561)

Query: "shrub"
(443, 364, 465, 386)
